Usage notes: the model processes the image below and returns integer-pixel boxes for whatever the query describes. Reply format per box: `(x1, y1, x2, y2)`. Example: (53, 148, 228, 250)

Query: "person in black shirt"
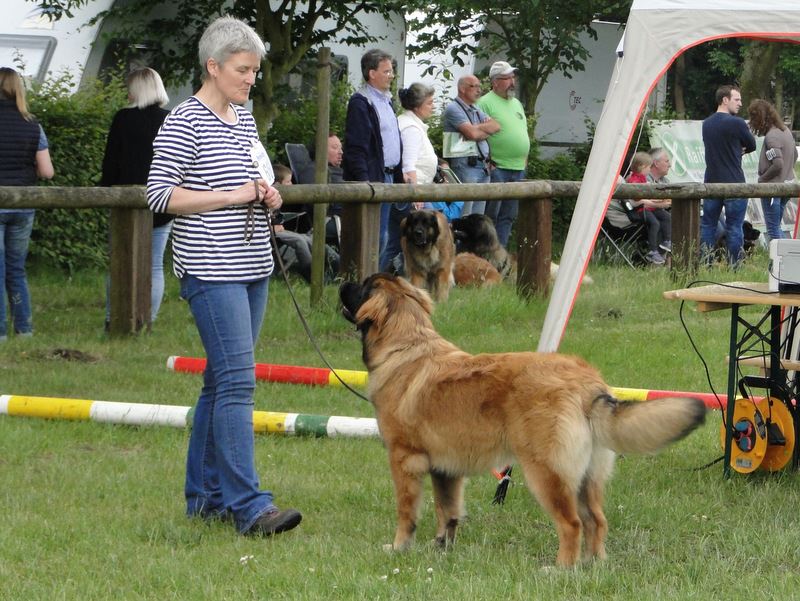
(101, 67, 172, 324)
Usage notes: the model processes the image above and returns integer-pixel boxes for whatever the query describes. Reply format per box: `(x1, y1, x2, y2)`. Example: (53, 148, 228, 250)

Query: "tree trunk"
(740, 42, 781, 105)
(673, 54, 686, 119)
(252, 60, 279, 139)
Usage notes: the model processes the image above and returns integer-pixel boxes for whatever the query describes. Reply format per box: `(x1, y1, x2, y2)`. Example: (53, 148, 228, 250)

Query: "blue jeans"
(150, 222, 172, 321)
(484, 168, 523, 247)
(379, 202, 412, 273)
(105, 221, 172, 324)
(449, 157, 490, 215)
(180, 273, 275, 533)
(379, 172, 395, 253)
(0, 210, 35, 339)
(761, 197, 788, 244)
(701, 197, 748, 266)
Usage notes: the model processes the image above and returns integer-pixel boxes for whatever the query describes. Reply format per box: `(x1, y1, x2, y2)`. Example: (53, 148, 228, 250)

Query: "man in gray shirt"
(442, 74, 500, 215)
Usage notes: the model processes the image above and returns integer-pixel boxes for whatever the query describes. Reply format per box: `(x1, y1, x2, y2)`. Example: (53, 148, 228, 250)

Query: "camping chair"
(594, 199, 648, 268)
(282, 143, 312, 233)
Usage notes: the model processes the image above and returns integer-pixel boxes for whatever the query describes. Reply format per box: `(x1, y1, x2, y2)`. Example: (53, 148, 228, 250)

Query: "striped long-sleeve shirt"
(147, 96, 274, 281)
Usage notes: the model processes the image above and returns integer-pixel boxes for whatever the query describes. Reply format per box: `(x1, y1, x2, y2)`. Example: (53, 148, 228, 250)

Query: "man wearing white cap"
(476, 61, 531, 247)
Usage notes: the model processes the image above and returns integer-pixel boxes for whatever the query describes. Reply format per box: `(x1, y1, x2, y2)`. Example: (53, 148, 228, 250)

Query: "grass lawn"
(2, 254, 799, 600)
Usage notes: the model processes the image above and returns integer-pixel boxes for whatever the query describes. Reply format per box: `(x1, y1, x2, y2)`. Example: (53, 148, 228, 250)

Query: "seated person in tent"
(625, 151, 672, 265)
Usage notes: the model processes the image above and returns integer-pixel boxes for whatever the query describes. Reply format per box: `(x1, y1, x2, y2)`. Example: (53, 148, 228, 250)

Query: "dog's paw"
(382, 543, 394, 553)
(433, 536, 456, 551)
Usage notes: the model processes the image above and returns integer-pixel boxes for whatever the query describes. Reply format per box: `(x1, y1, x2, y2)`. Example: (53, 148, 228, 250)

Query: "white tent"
(538, 0, 800, 352)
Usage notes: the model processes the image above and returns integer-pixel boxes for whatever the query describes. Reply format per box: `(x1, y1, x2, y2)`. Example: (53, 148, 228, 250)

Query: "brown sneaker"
(245, 508, 302, 536)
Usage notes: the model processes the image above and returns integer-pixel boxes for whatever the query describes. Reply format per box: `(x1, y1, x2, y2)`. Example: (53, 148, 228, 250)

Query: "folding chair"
(594, 199, 648, 267)
(281, 143, 312, 233)
(285, 143, 312, 182)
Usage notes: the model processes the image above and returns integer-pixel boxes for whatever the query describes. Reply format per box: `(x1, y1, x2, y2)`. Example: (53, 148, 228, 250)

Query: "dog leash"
(253, 179, 371, 403)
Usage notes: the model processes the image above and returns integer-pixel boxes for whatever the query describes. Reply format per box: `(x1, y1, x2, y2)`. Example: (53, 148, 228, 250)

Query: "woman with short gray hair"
(147, 15, 302, 537)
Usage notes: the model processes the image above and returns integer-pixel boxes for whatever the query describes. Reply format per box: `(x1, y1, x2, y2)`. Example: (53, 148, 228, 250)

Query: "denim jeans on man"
(449, 157, 490, 216)
(378, 171, 395, 254)
(760, 197, 789, 244)
(484, 167, 523, 247)
(700, 197, 748, 266)
(180, 273, 275, 533)
(0, 210, 35, 339)
(379, 202, 411, 273)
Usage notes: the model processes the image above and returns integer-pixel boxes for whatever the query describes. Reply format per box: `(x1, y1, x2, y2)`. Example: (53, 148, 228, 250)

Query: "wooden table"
(664, 282, 800, 477)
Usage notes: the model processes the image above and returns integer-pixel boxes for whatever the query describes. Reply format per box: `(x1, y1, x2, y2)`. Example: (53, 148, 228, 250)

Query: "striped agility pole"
(167, 356, 368, 389)
(166, 356, 733, 409)
(0, 394, 379, 439)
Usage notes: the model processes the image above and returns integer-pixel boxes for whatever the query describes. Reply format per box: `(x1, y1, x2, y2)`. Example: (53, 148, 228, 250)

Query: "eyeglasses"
(464, 84, 481, 89)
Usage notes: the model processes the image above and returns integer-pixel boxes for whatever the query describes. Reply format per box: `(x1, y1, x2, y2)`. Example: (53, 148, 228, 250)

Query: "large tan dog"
(400, 210, 455, 302)
(339, 274, 705, 567)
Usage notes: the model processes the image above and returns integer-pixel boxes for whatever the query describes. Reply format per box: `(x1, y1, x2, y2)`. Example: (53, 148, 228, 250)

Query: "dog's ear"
(393, 276, 435, 316)
(356, 275, 434, 330)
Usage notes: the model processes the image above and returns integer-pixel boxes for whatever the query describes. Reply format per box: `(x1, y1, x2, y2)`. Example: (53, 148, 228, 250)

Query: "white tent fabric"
(537, 0, 800, 352)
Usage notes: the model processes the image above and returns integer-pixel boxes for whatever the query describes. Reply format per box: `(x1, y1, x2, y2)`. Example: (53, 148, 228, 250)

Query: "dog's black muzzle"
(411, 226, 429, 247)
(339, 282, 361, 324)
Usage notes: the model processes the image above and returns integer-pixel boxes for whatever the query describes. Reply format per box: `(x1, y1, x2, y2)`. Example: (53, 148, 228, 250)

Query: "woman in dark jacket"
(101, 67, 171, 324)
(0, 67, 54, 342)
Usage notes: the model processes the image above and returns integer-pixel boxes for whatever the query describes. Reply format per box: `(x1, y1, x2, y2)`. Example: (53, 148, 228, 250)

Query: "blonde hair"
(0, 67, 32, 120)
(126, 67, 169, 109)
(629, 151, 652, 175)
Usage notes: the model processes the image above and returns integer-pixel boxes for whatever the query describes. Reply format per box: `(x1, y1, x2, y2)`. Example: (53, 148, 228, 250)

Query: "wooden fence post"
(109, 208, 152, 335)
(516, 195, 552, 298)
(672, 197, 700, 274)
(339, 202, 380, 280)
(310, 47, 331, 304)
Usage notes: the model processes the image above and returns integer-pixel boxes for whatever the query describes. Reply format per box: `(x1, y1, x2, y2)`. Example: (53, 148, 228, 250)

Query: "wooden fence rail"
(2, 181, 799, 336)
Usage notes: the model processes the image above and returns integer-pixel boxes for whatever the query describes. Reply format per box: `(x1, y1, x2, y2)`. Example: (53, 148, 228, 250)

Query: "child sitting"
(625, 151, 672, 265)
(272, 165, 339, 282)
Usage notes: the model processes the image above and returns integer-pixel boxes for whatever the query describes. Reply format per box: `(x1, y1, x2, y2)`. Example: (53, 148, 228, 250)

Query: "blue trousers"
(761, 196, 789, 244)
(484, 167, 524, 247)
(0, 210, 34, 339)
(449, 156, 490, 216)
(180, 273, 276, 533)
(701, 197, 748, 266)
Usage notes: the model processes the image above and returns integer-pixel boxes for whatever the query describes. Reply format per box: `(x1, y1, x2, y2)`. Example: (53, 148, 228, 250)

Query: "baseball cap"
(489, 61, 516, 78)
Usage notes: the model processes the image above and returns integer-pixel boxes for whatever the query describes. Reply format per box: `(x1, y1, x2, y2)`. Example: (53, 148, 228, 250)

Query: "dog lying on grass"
(451, 213, 593, 285)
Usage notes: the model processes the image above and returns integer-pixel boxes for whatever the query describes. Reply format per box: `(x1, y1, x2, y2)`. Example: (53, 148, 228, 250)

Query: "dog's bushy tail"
(590, 396, 706, 455)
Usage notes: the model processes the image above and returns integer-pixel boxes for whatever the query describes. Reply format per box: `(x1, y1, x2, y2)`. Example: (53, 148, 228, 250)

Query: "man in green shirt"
(476, 61, 531, 247)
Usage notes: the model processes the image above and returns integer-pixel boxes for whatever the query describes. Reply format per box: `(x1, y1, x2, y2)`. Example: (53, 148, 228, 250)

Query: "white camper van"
(1, 2, 405, 103)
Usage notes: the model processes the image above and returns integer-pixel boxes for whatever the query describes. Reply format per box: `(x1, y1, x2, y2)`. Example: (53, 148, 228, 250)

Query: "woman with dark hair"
(147, 16, 301, 537)
(748, 99, 798, 243)
(101, 67, 172, 325)
(0, 67, 54, 342)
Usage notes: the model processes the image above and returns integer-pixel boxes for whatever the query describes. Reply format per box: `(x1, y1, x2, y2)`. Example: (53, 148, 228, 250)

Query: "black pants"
(630, 208, 671, 252)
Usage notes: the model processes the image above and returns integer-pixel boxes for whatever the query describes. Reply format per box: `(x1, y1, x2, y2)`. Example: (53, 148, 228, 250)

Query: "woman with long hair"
(0, 67, 54, 342)
(748, 99, 798, 243)
(101, 67, 172, 325)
